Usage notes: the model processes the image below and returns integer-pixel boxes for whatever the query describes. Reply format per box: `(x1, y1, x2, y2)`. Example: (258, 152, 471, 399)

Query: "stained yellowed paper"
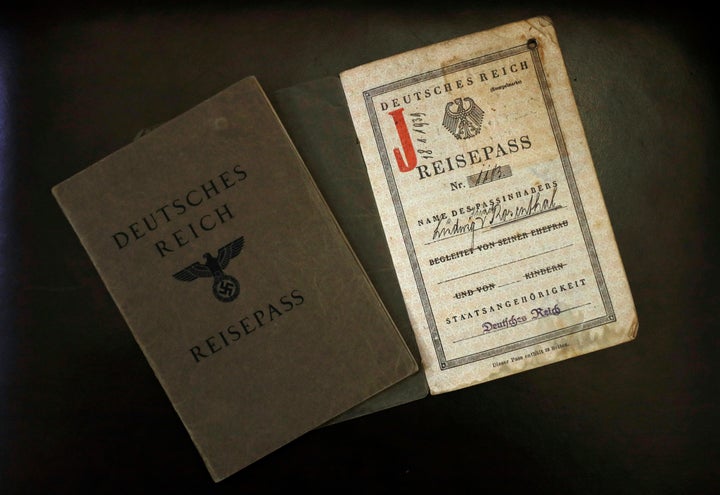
(341, 17, 637, 394)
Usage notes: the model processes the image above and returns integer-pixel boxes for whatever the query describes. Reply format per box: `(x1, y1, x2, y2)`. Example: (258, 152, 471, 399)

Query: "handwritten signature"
(432, 187, 560, 248)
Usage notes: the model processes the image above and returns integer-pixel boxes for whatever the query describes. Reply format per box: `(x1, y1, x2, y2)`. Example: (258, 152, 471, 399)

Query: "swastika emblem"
(172, 236, 245, 303)
(212, 275, 240, 302)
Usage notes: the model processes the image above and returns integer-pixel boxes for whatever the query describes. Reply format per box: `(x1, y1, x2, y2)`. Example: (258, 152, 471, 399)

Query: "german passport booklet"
(52, 76, 418, 481)
(278, 16, 637, 397)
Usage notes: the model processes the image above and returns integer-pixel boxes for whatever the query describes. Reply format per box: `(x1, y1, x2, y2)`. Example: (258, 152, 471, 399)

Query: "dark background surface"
(2, 2, 718, 493)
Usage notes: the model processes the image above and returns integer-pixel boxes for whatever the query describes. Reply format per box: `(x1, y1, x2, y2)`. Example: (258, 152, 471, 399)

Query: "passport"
(271, 16, 638, 398)
(52, 76, 418, 481)
(339, 16, 638, 394)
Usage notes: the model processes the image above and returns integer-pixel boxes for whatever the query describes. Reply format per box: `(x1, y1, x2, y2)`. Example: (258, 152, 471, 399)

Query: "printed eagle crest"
(173, 236, 245, 283)
(442, 97, 484, 140)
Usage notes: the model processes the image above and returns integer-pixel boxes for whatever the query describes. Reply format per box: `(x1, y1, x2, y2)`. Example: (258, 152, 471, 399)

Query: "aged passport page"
(340, 17, 637, 394)
(52, 77, 417, 481)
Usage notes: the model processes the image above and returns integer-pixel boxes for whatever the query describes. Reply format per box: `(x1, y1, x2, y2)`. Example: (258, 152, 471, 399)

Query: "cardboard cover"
(273, 79, 430, 422)
(52, 76, 417, 481)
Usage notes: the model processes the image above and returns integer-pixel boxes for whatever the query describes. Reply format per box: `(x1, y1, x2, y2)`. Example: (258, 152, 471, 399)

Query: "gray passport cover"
(52, 76, 418, 481)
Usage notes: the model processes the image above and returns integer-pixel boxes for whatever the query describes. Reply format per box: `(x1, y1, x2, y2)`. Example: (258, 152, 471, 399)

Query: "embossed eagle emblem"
(173, 236, 245, 302)
(442, 97, 485, 140)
